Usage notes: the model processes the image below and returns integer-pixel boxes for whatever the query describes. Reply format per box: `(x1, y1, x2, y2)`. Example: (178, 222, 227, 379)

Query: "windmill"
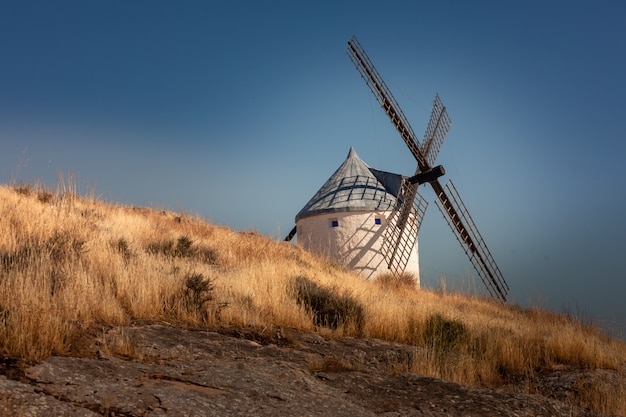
(346, 36, 509, 302)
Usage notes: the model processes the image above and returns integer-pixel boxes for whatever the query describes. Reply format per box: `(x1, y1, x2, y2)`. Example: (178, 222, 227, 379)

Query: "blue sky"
(1, 1, 625, 336)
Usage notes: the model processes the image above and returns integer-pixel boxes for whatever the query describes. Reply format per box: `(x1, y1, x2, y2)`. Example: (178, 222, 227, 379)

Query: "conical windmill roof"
(295, 147, 404, 222)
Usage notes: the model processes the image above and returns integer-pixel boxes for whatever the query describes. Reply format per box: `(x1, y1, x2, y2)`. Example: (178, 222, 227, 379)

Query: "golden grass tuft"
(0, 182, 625, 415)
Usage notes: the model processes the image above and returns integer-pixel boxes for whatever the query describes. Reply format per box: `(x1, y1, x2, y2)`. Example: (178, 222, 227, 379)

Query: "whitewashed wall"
(296, 210, 420, 285)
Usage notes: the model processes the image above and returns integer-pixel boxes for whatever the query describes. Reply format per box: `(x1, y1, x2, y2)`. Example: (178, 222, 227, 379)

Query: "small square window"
(331, 219, 339, 227)
(374, 217, 382, 225)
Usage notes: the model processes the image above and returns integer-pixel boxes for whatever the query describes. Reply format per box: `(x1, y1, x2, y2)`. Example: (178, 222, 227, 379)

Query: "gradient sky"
(1, 1, 625, 336)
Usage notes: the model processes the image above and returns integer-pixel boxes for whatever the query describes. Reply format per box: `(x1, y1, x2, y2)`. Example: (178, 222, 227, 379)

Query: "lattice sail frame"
(381, 179, 428, 274)
(434, 180, 509, 302)
(422, 93, 452, 168)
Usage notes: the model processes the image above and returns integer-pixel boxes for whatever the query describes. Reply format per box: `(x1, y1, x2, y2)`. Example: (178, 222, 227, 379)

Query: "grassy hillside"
(1, 182, 625, 414)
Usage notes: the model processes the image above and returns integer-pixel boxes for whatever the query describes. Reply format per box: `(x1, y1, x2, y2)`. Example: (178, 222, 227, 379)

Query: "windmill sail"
(421, 94, 452, 168)
(434, 180, 509, 302)
(347, 35, 509, 302)
(347, 36, 426, 168)
(381, 179, 428, 273)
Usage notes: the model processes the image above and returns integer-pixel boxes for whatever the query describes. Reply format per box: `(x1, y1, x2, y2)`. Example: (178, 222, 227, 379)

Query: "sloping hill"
(0, 183, 624, 415)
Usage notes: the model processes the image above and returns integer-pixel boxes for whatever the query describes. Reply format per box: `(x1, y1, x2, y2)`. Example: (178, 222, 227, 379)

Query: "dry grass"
(0, 181, 625, 415)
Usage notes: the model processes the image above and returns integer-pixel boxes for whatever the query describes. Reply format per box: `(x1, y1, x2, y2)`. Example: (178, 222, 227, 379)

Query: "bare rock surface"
(0, 324, 616, 416)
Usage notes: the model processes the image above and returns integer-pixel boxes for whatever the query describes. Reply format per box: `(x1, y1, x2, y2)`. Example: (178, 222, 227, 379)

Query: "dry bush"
(423, 314, 468, 354)
(376, 271, 418, 290)
(292, 275, 364, 334)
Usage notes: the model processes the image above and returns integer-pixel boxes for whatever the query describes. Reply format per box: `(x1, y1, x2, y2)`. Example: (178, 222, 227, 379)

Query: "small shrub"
(423, 314, 468, 354)
(184, 273, 215, 307)
(292, 276, 364, 333)
(180, 272, 228, 322)
(112, 238, 133, 263)
(37, 190, 54, 204)
(197, 245, 219, 264)
(12, 183, 32, 196)
(2, 232, 83, 273)
(146, 239, 175, 257)
(146, 236, 196, 258)
(1, 245, 33, 271)
(46, 231, 85, 263)
(146, 236, 218, 264)
(173, 235, 193, 257)
(376, 271, 417, 290)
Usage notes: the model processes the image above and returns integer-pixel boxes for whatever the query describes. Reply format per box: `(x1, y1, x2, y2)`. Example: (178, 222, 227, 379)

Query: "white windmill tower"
(286, 146, 423, 282)
(286, 37, 509, 302)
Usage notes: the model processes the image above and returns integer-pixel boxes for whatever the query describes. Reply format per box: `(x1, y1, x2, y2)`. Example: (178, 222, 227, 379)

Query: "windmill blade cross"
(347, 36, 509, 302)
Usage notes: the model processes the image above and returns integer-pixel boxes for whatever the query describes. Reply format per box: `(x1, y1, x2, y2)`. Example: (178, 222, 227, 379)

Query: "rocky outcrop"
(0, 325, 616, 416)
